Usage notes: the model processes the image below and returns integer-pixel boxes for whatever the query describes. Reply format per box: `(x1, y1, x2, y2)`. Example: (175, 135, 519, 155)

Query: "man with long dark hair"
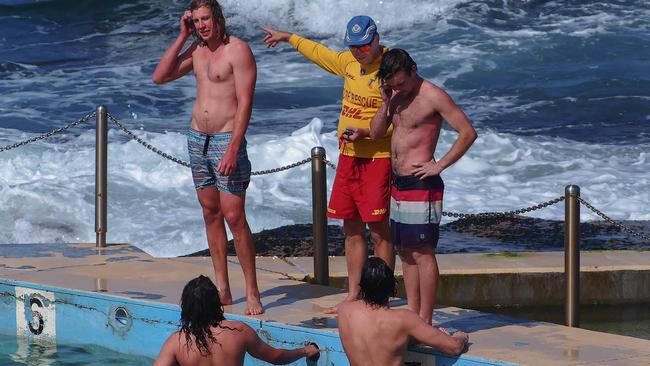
(153, 0, 263, 315)
(337, 258, 469, 365)
(154, 275, 319, 365)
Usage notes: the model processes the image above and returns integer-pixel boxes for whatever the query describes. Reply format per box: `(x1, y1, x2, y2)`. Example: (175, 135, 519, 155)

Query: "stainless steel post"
(95, 106, 108, 248)
(564, 185, 580, 327)
(311, 147, 329, 285)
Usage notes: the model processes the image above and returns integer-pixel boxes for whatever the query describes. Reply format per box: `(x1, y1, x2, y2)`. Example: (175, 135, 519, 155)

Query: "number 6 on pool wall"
(15, 287, 56, 340)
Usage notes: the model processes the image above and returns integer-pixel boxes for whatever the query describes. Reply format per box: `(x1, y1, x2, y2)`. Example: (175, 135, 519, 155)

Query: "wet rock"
(183, 218, 650, 257)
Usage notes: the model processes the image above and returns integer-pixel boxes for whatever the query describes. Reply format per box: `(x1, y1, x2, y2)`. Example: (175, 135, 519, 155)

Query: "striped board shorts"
(187, 128, 251, 195)
(390, 175, 444, 249)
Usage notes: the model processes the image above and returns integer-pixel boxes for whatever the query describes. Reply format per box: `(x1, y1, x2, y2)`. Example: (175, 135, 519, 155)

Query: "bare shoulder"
(161, 331, 183, 352)
(393, 307, 417, 318)
(338, 299, 363, 316)
(420, 79, 455, 111)
(392, 308, 420, 326)
(338, 300, 351, 313)
(224, 36, 253, 55)
(167, 330, 183, 342)
(421, 79, 448, 99)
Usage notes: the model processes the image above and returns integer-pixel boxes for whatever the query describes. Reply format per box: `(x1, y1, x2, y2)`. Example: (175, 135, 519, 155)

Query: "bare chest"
(391, 95, 440, 130)
(193, 48, 233, 83)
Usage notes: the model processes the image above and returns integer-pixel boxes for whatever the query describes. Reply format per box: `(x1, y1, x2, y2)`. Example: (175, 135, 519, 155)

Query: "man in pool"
(153, 275, 320, 366)
(152, 0, 263, 315)
(338, 257, 469, 365)
(370, 49, 477, 325)
(262, 16, 395, 314)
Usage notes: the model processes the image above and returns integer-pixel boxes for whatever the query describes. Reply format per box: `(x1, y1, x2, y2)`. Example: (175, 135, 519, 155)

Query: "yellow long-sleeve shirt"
(289, 34, 392, 158)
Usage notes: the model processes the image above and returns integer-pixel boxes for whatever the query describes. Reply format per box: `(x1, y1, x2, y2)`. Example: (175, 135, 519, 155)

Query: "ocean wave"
(0, 118, 649, 256)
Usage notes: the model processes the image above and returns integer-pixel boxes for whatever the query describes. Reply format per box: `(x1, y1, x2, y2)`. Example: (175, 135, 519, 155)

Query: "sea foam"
(1, 117, 648, 256)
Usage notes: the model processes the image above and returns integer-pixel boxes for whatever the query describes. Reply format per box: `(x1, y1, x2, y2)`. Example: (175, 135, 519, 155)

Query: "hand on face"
(181, 10, 193, 37)
(379, 82, 393, 102)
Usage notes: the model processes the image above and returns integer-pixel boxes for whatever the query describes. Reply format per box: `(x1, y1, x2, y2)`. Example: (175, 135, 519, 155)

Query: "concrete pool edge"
(1, 243, 649, 365)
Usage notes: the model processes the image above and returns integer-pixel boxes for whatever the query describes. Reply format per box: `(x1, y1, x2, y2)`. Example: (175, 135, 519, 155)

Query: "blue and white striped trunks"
(187, 128, 251, 195)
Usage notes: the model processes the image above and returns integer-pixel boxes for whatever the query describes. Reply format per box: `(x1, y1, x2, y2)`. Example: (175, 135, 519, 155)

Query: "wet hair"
(359, 257, 397, 308)
(189, 0, 229, 45)
(377, 48, 418, 83)
(180, 275, 233, 356)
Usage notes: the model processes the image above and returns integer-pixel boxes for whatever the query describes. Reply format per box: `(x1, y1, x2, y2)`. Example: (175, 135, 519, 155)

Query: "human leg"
(398, 247, 421, 314)
(412, 245, 439, 325)
(199, 132, 260, 314)
(324, 217, 367, 314)
(220, 191, 263, 315)
(323, 156, 365, 314)
(196, 187, 232, 305)
(343, 217, 367, 301)
(368, 218, 395, 270)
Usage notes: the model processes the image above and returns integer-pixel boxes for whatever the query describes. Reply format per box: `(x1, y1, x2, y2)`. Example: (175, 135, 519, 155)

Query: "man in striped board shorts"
(152, 0, 263, 315)
(370, 49, 477, 325)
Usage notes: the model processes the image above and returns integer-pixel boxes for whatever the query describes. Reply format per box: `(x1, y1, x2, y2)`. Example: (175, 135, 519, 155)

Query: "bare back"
(190, 36, 254, 134)
(171, 319, 250, 366)
(338, 301, 411, 366)
(338, 300, 467, 365)
(389, 80, 443, 175)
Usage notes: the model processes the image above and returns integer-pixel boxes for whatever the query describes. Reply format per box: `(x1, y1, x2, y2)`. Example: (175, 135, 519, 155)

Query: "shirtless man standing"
(152, 0, 263, 315)
(338, 257, 469, 366)
(370, 49, 477, 324)
(153, 276, 319, 366)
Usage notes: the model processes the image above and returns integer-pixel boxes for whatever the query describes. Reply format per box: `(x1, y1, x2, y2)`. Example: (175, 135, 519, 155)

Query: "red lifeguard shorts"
(327, 155, 391, 222)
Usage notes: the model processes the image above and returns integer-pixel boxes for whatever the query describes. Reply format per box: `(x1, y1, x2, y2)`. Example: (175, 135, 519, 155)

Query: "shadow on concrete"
(231, 283, 344, 312)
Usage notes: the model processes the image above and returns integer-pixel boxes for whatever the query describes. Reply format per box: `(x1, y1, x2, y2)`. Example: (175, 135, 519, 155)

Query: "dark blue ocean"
(1, 0, 648, 256)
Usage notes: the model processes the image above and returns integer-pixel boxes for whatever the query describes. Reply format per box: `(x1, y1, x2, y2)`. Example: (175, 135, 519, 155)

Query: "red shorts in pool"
(327, 155, 391, 222)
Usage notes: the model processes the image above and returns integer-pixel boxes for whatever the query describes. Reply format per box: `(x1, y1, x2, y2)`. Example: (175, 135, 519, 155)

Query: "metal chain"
(108, 113, 192, 168)
(323, 158, 337, 170)
(0, 111, 96, 153)
(442, 196, 566, 219)
(4, 111, 647, 244)
(107, 113, 313, 175)
(577, 196, 650, 243)
(251, 157, 312, 176)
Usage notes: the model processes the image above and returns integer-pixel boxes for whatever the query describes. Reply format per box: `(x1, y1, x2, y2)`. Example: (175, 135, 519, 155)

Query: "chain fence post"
(95, 106, 108, 248)
(311, 147, 329, 285)
(564, 185, 580, 327)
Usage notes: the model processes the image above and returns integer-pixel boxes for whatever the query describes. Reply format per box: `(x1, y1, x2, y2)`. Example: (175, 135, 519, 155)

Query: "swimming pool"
(0, 278, 515, 366)
(0, 332, 154, 365)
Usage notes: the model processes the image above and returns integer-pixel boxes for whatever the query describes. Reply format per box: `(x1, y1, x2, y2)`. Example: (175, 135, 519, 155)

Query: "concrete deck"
(302, 250, 650, 307)
(1, 243, 649, 365)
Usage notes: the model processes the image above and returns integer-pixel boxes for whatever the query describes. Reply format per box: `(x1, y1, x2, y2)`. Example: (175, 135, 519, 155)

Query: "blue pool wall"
(0, 279, 516, 365)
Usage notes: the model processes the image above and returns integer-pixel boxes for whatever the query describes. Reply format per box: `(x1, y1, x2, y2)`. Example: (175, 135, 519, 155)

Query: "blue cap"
(344, 15, 378, 46)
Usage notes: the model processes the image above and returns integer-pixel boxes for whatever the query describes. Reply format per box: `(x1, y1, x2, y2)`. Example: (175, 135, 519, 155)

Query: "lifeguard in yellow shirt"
(263, 16, 395, 313)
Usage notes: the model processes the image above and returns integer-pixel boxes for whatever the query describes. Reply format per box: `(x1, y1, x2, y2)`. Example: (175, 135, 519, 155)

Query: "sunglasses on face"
(349, 43, 372, 53)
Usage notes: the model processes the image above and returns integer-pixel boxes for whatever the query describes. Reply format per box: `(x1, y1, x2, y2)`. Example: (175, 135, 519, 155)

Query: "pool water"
(0, 333, 154, 366)
(472, 303, 650, 340)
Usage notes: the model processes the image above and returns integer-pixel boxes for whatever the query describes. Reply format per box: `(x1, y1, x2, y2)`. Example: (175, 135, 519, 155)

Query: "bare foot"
(219, 289, 233, 306)
(245, 296, 264, 315)
(323, 294, 357, 314)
